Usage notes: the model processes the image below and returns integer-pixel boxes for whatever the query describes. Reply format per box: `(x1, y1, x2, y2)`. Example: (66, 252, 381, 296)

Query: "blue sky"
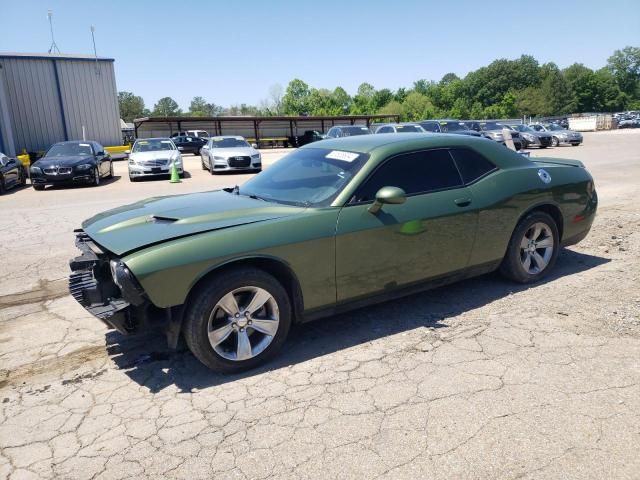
(1, 0, 638, 110)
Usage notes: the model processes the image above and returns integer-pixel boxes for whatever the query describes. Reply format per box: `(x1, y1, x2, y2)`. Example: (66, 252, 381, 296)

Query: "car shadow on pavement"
(105, 248, 609, 393)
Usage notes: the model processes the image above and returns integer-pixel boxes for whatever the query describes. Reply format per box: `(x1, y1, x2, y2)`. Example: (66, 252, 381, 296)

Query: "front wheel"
(183, 268, 292, 372)
(552, 137, 560, 147)
(500, 211, 559, 283)
(108, 161, 114, 178)
(93, 167, 100, 186)
(33, 184, 45, 191)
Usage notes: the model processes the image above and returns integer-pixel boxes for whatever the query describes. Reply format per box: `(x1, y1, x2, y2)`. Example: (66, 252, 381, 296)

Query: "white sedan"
(127, 138, 183, 181)
(199, 136, 262, 174)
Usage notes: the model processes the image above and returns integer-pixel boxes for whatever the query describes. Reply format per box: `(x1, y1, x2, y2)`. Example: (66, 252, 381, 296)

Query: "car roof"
(210, 135, 245, 140)
(303, 132, 502, 154)
(136, 137, 173, 141)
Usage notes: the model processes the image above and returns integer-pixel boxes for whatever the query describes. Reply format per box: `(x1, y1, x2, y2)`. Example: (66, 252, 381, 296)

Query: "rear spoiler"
(532, 158, 585, 168)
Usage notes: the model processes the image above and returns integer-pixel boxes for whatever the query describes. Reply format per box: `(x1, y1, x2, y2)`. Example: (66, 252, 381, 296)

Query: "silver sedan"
(199, 136, 262, 174)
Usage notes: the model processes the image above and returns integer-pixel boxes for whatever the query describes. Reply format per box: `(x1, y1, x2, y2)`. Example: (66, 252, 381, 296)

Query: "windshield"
(132, 139, 176, 152)
(480, 122, 503, 131)
(239, 148, 368, 207)
(46, 143, 93, 157)
(547, 124, 565, 131)
(396, 125, 423, 133)
(210, 138, 250, 148)
(512, 125, 534, 132)
(420, 122, 439, 132)
(340, 126, 370, 136)
(530, 124, 544, 131)
(441, 122, 467, 132)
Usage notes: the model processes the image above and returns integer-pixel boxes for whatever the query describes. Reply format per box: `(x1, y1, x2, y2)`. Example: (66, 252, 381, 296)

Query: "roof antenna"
(47, 10, 61, 54)
(90, 26, 100, 75)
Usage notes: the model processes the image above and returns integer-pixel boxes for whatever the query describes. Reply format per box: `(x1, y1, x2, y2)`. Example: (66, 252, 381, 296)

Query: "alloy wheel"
(520, 222, 554, 274)
(207, 286, 280, 361)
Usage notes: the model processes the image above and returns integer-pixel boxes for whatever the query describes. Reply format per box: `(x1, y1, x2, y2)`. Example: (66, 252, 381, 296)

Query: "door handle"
(454, 198, 472, 207)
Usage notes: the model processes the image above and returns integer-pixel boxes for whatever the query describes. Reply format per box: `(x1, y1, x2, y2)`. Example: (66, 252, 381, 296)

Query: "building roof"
(0, 52, 114, 62)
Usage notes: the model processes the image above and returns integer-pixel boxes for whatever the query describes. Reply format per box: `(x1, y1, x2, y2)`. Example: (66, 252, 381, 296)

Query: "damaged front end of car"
(68, 230, 183, 347)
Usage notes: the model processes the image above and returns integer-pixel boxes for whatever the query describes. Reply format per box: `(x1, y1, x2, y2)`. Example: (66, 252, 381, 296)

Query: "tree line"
(119, 46, 639, 123)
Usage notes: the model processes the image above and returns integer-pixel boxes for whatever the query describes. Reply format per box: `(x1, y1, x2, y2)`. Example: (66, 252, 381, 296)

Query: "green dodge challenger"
(69, 134, 597, 372)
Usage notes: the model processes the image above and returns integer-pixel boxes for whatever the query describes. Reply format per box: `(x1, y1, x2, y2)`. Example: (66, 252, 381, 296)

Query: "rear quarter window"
(449, 148, 497, 184)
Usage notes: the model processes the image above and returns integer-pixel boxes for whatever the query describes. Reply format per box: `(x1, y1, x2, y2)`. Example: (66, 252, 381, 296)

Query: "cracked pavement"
(1, 131, 639, 479)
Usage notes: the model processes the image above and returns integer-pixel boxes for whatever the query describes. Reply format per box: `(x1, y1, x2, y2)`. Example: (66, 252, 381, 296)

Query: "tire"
(540, 145, 548, 149)
(93, 167, 100, 187)
(552, 137, 560, 147)
(183, 267, 292, 373)
(129, 174, 138, 182)
(33, 184, 45, 191)
(572, 143, 579, 147)
(19, 169, 27, 186)
(108, 161, 114, 178)
(499, 211, 560, 284)
(201, 160, 206, 170)
(0, 176, 5, 194)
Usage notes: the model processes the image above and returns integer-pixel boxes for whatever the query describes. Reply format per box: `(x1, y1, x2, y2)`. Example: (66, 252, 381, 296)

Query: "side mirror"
(368, 186, 406, 214)
(124, 150, 131, 155)
(251, 143, 258, 149)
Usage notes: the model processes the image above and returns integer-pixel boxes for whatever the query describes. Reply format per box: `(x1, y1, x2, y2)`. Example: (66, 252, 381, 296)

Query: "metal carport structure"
(133, 114, 400, 147)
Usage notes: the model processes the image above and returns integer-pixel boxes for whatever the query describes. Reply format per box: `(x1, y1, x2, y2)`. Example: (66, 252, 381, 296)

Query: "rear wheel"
(183, 268, 292, 372)
(500, 211, 559, 283)
(552, 137, 560, 147)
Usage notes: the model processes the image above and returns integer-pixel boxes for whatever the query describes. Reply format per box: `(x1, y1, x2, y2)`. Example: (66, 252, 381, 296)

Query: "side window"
(449, 148, 497, 184)
(353, 149, 463, 202)
(377, 126, 393, 133)
(327, 128, 336, 137)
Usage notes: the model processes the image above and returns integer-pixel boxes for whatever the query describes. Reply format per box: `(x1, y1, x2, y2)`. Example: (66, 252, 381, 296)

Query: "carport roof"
(0, 52, 114, 61)
(133, 115, 399, 124)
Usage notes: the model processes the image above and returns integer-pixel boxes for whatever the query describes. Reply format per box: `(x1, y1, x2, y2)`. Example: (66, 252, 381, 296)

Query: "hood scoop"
(150, 215, 179, 224)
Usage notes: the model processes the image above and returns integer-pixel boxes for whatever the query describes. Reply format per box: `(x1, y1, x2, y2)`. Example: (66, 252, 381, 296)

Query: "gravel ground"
(0, 130, 639, 479)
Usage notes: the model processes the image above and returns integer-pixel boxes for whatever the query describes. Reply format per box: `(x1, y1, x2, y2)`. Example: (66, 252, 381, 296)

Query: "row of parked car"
(613, 111, 640, 128)
(324, 119, 583, 150)
(0, 118, 583, 194)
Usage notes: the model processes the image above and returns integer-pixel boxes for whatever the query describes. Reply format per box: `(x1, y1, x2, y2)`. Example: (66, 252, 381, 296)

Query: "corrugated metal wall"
(0, 58, 66, 153)
(0, 55, 121, 155)
(56, 60, 121, 145)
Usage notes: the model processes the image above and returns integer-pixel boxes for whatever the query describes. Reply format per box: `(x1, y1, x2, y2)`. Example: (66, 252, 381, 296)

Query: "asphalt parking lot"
(1, 130, 639, 479)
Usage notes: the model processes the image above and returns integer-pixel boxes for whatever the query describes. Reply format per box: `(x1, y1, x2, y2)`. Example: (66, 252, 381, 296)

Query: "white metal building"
(0, 52, 121, 156)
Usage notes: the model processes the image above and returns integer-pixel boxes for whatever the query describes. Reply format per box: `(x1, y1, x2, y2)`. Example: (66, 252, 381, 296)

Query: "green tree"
(282, 79, 312, 115)
(332, 87, 352, 114)
(188, 96, 223, 116)
(118, 91, 146, 122)
(371, 88, 393, 110)
(440, 73, 460, 85)
(152, 97, 182, 116)
(401, 92, 435, 121)
(351, 83, 376, 114)
(539, 63, 574, 114)
(607, 46, 640, 98)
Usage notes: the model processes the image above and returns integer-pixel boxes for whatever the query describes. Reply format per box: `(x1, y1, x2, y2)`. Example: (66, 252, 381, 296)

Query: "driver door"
(335, 149, 478, 302)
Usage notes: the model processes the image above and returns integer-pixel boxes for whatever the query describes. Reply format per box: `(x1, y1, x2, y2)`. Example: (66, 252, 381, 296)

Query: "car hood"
(82, 190, 303, 255)
(209, 147, 256, 157)
(33, 156, 94, 167)
(129, 151, 180, 162)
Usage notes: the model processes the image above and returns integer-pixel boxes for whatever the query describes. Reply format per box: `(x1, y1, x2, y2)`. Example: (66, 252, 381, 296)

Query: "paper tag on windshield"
(326, 150, 359, 162)
(79, 143, 90, 147)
